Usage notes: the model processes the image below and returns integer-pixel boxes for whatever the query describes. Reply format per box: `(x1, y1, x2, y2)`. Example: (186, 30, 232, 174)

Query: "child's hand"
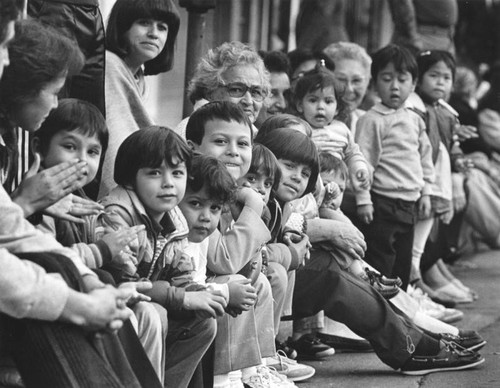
(283, 232, 311, 265)
(357, 204, 374, 224)
(454, 124, 478, 141)
(118, 281, 152, 306)
(231, 186, 264, 219)
(101, 225, 145, 265)
(44, 194, 104, 224)
(324, 182, 341, 200)
(183, 290, 227, 318)
(227, 278, 257, 310)
(354, 169, 370, 190)
(454, 157, 474, 173)
(439, 208, 454, 225)
(417, 195, 432, 219)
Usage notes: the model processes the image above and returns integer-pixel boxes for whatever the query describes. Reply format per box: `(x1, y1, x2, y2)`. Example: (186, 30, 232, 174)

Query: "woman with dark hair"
(0, 18, 99, 221)
(99, 0, 180, 198)
(0, 18, 162, 388)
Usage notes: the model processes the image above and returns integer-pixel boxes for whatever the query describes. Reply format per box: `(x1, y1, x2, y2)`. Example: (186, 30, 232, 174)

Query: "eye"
(157, 22, 168, 32)
(63, 143, 76, 151)
(173, 169, 186, 177)
(214, 138, 228, 145)
(264, 180, 274, 188)
(250, 87, 265, 100)
(147, 169, 161, 176)
(325, 98, 336, 104)
(211, 204, 222, 212)
(137, 19, 150, 26)
(228, 84, 245, 95)
(302, 168, 312, 178)
(88, 147, 101, 157)
(188, 200, 202, 208)
(246, 174, 257, 183)
(238, 140, 250, 147)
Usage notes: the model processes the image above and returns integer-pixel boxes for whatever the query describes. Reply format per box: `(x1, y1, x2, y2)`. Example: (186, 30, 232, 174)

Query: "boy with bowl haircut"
(355, 44, 435, 290)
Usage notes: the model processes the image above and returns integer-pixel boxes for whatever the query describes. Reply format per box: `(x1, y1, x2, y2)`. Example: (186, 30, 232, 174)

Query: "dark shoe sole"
(316, 333, 373, 353)
(400, 357, 484, 375)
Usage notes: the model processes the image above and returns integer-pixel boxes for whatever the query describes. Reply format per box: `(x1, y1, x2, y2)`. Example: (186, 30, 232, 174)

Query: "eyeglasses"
(222, 82, 268, 102)
(334, 75, 366, 88)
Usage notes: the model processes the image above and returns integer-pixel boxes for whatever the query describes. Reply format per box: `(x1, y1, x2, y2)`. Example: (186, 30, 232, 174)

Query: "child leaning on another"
(354, 44, 435, 290)
(186, 101, 303, 387)
(99, 126, 227, 388)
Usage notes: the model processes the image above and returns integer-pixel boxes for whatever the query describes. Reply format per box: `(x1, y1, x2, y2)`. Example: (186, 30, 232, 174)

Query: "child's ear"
(296, 100, 304, 114)
(30, 137, 44, 161)
(186, 139, 198, 151)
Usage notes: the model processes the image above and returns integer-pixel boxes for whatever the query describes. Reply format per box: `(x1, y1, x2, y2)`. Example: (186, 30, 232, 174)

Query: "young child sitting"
(185, 101, 302, 387)
(31, 98, 168, 383)
(355, 44, 436, 290)
(292, 62, 371, 202)
(99, 125, 227, 388)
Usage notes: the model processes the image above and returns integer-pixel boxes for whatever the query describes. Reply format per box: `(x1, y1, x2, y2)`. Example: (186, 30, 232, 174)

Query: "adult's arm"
(306, 218, 366, 261)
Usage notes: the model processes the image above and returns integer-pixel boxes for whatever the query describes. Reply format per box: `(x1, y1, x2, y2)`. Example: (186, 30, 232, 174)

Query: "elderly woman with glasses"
(175, 41, 270, 138)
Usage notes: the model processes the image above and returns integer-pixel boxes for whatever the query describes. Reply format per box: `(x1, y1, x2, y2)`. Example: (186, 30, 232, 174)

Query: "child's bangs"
(250, 145, 279, 181)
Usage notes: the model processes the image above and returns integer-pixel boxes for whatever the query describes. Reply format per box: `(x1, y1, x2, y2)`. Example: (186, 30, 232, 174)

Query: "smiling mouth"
(284, 183, 298, 192)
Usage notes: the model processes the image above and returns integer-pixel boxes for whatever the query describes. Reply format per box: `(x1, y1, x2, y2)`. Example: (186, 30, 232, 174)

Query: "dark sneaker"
(440, 330, 487, 351)
(400, 342, 485, 375)
(363, 269, 400, 299)
(289, 334, 335, 360)
(316, 332, 373, 353)
(276, 339, 298, 360)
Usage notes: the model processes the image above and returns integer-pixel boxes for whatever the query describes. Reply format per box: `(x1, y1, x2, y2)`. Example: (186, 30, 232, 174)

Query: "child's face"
(275, 159, 311, 203)
(190, 119, 252, 180)
(237, 167, 274, 204)
(134, 159, 187, 222)
(297, 86, 337, 129)
(375, 62, 415, 110)
(320, 169, 346, 210)
(419, 61, 453, 102)
(179, 185, 223, 243)
(39, 129, 102, 186)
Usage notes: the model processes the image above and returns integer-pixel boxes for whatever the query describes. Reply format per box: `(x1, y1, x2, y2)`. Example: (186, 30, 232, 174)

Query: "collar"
(105, 185, 176, 237)
(372, 101, 407, 115)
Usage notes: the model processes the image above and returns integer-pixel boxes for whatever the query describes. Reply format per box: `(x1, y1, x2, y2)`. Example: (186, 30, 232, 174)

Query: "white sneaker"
(242, 366, 297, 388)
(408, 285, 463, 323)
(265, 351, 315, 382)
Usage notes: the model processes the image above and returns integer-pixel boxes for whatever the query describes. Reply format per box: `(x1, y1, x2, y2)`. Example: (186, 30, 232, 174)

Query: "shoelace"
(443, 339, 477, 356)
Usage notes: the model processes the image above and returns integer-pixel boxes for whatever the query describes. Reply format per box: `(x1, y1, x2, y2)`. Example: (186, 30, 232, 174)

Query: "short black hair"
(256, 114, 313, 140)
(186, 153, 236, 204)
(186, 101, 253, 145)
(114, 125, 191, 187)
(247, 143, 282, 199)
(371, 44, 418, 81)
(287, 48, 335, 78)
(35, 98, 108, 154)
(255, 128, 319, 197)
(417, 50, 456, 82)
(106, 0, 180, 75)
(319, 152, 347, 180)
(259, 50, 291, 75)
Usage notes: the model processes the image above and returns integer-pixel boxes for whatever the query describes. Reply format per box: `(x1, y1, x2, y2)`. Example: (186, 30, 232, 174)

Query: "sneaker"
(400, 341, 484, 375)
(440, 330, 487, 351)
(408, 285, 464, 323)
(316, 332, 373, 353)
(289, 334, 335, 360)
(275, 339, 297, 360)
(363, 269, 400, 299)
(433, 283, 474, 304)
(243, 366, 296, 388)
(266, 351, 315, 382)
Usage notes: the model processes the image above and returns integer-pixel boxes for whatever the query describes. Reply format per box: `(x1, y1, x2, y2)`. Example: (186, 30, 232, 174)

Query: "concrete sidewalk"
(296, 250, 500, 387)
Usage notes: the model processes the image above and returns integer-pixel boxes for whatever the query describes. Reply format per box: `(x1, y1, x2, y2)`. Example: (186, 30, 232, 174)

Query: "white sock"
(213, 373, 230, 388)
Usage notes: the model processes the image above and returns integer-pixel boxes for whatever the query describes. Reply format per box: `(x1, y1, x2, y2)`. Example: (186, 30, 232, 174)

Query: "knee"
(254, 272, 273, 300)
(133, 302, 168, 338)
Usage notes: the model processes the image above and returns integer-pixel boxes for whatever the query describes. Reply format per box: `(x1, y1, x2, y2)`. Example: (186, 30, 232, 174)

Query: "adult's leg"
(293, 249, 424, 369)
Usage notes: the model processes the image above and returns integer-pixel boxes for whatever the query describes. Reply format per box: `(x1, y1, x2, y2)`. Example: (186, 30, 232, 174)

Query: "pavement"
(292, 249, 500, 388)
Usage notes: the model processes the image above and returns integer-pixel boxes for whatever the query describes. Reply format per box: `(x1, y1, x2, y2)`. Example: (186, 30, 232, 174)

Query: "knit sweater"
(355, 102, 435, 203)
(99, 51, 154, 198)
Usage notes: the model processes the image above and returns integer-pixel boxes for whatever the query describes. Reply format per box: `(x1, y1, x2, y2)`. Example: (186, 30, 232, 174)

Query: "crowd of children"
(0, 0, 495, 387)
